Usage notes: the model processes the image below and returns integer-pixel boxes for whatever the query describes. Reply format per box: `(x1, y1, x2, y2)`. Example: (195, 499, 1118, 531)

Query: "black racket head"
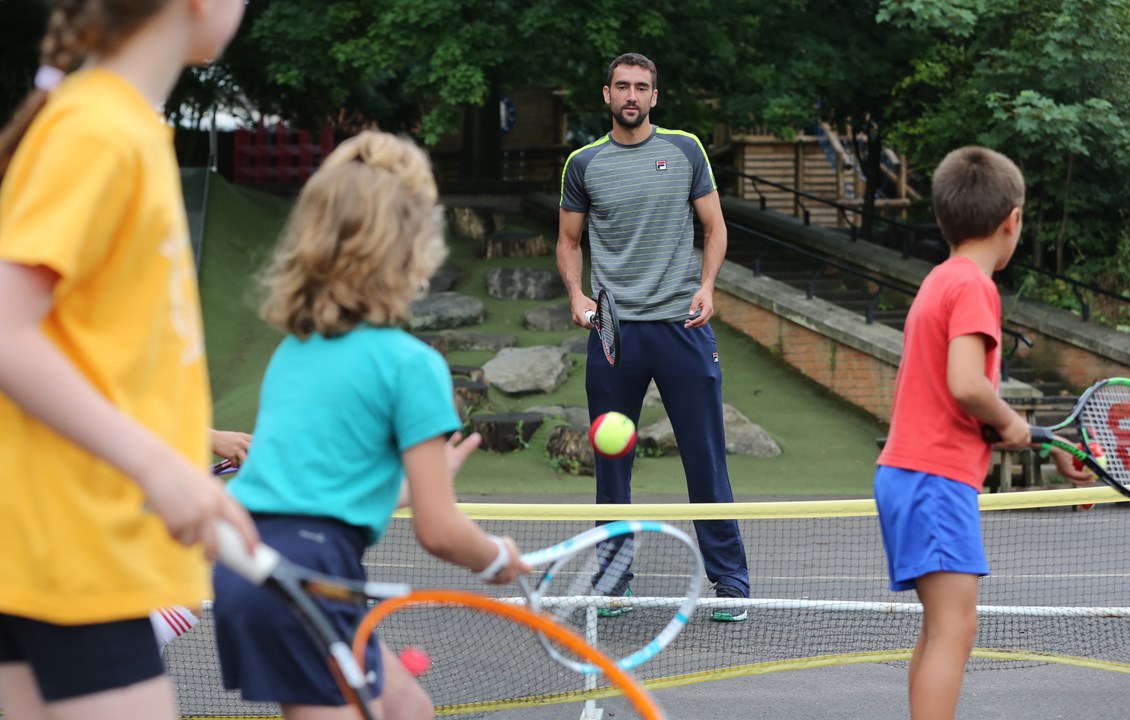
(1074, 378, 1130, 496)
(595, 288, 621, 367)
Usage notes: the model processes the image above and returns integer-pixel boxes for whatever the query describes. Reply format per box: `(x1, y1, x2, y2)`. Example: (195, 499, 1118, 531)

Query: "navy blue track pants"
(587, 320, 749, 594)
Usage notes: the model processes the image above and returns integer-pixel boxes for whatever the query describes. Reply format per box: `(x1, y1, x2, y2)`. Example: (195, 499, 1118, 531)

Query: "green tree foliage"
(880, 0, 1130, 296)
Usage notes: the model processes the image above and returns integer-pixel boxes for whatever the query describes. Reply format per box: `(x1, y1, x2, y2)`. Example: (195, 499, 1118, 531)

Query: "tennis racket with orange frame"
(215, 522, 666, 720)
(352, 590, 665, 719)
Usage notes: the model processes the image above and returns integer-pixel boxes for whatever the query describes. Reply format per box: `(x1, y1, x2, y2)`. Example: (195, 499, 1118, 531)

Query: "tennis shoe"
(597, 583, 635, 618)
(711, 584, 748, 623)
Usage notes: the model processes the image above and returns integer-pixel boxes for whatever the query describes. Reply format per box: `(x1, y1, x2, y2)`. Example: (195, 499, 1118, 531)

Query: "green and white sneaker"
(711, 584, 748, 622)
(597, 583, 635, 618)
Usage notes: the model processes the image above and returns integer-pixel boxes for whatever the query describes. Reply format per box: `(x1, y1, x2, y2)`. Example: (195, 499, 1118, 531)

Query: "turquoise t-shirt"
(228, 326, 461, 543)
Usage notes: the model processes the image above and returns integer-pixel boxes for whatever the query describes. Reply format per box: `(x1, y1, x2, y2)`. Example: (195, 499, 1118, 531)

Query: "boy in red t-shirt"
(875, 146, 1090, 720)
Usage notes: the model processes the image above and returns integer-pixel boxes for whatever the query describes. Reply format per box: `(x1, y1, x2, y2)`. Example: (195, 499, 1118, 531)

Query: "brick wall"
(1010, 323, 1130, 389)
(716, 290, 898, 422)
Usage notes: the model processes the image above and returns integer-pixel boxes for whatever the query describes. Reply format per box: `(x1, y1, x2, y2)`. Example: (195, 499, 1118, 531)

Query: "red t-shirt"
(878, 256, 1002, 490)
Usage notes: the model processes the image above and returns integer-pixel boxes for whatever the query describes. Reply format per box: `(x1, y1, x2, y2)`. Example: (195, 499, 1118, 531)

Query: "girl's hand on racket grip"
(477, 535, 530, 585)
(141, 456, 258, 560)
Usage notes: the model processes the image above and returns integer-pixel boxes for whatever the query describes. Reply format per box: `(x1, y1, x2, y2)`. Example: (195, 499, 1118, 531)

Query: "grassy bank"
(197, 176, 886, 499)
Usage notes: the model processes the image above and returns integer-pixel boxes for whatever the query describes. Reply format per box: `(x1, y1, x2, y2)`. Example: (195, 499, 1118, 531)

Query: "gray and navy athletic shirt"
(560, 126, 716, 322)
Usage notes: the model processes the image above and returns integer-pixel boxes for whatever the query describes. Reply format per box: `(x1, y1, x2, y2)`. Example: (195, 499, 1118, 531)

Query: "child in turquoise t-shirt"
(212, 131, 528, 720)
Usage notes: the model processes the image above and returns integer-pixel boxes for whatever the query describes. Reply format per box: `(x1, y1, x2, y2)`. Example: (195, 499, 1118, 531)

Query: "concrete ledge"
(716, 260, 903, 366)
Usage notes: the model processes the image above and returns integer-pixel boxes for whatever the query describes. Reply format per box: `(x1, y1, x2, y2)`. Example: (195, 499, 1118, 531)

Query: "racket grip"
(584, 310, 595, 325)
(215, 520, 280, 584)
(981, 424, 1054, 445)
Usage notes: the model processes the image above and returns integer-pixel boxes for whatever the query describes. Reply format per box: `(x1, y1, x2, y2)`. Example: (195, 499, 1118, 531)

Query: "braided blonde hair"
(258, 131, 448, 339)
(0, 0, 169, 176)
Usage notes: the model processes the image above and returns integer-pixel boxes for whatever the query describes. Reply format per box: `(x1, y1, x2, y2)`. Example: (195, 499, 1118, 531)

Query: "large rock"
(408, 292, 485, 331)
(559, 334, 589, 355)
(526, 404, 591, 427)
(443, 330, 517, 352)
(524, 303, 574, 332)
(482, 346, 572, 394)
(638, 404, 782, 457)
(485, 267, 564, 301)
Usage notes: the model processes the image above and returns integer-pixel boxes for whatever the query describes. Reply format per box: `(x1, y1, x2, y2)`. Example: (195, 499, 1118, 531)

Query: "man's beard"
(613, 104, 648, 129)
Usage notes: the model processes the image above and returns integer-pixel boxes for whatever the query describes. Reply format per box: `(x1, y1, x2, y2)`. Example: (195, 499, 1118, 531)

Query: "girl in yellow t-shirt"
(0, 2, 257, 718)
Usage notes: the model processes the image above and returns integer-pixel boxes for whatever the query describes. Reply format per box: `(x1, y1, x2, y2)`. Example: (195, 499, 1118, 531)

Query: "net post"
(578, 605, 604, 719)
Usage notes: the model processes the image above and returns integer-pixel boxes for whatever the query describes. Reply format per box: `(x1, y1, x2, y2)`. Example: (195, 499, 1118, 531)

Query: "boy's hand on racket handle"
(476, 535, 530, 585)
(140, 454, 259, 560)
(980, 415, 1030, 450)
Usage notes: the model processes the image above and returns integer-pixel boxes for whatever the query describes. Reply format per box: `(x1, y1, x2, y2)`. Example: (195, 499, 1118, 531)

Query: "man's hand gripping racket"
(983, 377, 1130, 498)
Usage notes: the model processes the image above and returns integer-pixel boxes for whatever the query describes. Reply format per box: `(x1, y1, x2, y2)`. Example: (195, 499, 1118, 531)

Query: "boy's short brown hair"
(607, 52, 657, 88)
(931, 146, 1025, 246)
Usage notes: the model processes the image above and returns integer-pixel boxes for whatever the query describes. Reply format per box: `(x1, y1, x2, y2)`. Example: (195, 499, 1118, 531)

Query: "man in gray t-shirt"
(557, 52, 750, 622)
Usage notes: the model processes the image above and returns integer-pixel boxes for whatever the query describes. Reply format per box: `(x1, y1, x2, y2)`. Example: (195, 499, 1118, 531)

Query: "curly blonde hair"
(258, 131, 447, 338)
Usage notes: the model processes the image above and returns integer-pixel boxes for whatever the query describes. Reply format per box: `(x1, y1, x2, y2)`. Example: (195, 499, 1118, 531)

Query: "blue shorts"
(213, 514, 382, 705)
(0, 613, 163, 701)
(874, 466, 989, 592)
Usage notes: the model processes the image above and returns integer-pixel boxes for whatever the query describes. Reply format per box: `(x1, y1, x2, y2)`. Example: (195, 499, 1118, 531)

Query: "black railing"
(716, 166, 1130, 325)
(725, 220, 1032, 380)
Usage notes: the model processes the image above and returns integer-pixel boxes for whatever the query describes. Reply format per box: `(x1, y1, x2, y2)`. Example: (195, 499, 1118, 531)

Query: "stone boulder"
(638, 404, 781, 457)
(485, 267, 564, 301)
(408, 292, 485, 331)
(482, 346, 572, 395)
(524, 303, 574, 332)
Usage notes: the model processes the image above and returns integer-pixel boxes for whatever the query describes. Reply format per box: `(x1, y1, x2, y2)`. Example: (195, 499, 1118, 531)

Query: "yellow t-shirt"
(0, 69, 212, 624)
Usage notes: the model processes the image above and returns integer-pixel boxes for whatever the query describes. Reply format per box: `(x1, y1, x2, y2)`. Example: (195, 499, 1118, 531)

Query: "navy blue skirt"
(213, 514, 382, 705)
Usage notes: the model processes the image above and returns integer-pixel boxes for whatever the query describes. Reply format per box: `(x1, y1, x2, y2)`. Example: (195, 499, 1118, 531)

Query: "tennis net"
(170, 486, 1130, 718)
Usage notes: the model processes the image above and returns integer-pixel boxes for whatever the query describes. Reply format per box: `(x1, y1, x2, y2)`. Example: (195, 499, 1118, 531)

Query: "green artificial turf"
(197, 175, 887, 499)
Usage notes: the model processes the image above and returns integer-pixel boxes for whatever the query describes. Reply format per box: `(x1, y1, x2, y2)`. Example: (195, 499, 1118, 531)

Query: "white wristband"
(476, 535, 510, 582)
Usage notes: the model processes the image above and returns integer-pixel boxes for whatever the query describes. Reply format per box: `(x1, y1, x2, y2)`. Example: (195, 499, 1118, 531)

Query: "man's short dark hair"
(932, 146, 1025, 246)
(607, 53, 657, 88)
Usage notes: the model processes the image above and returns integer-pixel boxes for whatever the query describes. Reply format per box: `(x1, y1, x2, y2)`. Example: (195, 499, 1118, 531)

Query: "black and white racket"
(215, 523, 412, 720)
(983, 377, 1130, 498)
(584, 288, 621, 367)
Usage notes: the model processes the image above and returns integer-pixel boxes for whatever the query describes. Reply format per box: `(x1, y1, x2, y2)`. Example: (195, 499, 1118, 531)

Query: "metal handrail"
(716, 166, 1130, 323)
(725, 220, 1033, 377)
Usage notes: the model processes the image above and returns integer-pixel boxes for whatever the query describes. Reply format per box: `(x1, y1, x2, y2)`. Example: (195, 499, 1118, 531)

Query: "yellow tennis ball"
(589, 412, 638, 459)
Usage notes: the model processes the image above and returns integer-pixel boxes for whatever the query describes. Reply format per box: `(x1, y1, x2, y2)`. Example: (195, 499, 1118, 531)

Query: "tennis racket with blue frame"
(517, 519, 704, 674)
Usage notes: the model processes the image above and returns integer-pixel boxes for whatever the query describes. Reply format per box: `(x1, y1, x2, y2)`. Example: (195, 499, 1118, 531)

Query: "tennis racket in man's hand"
(517, 519, 704, 674)
(215, 522, 412, 720)
(982, 377, 1130, 499)
(584, 288, 622, 367)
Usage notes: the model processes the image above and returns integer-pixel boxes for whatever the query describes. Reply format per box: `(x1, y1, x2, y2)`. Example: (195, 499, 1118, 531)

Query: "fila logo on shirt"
(712, 352, 719, 363)
(655, 160, 667, 171)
